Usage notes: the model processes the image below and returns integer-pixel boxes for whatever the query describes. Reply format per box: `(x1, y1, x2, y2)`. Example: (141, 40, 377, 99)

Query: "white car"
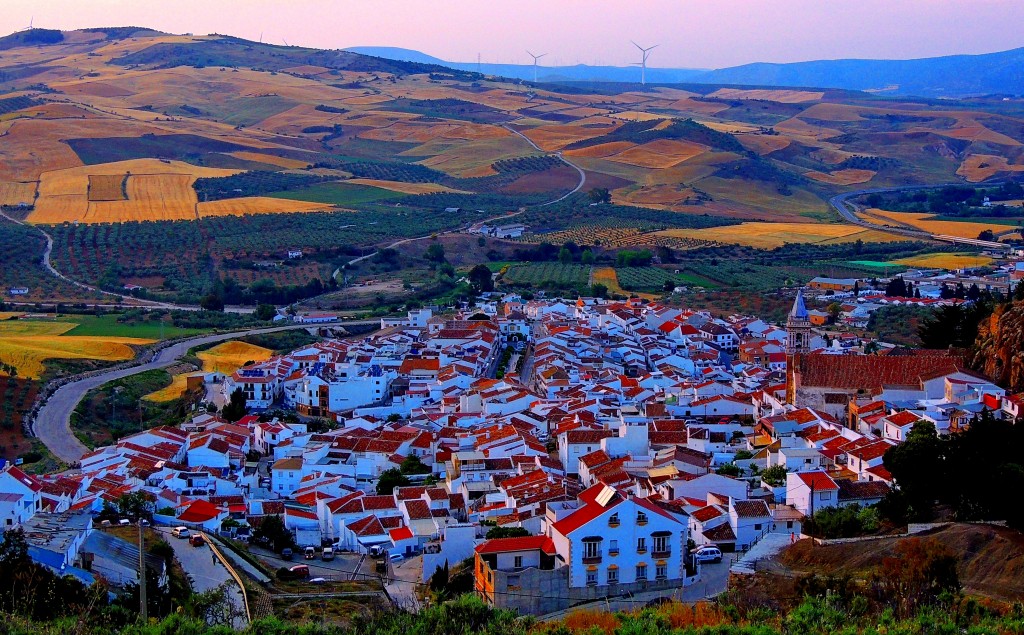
(171, 526, 191, 539)
(693, 546, 723, 563)
(389, 553, 405, 562)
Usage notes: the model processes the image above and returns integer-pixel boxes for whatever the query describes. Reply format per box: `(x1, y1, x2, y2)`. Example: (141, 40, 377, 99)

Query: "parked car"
(321, 547, 335, 561)
(171, 526, 190, 539)
(389, 553, 404, 563)
(369, 545, 387, 558)
(693, 546, 723, 563)
(288, 564, 309, 578)
(281, 547, 294, 561)
(189, 534, 205, 547)
(304, 546, 316, 560)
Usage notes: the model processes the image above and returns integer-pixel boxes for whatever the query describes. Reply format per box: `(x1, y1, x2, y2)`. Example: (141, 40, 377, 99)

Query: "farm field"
(0, 319, 153, 379)
(143, 372, 197, 403)
(0, 181, 37, 206)
(957, 154, 1024, 182)
(652, 222, 903, 249)
(269, 182, 405, 206)
(894, 253, 993, 270)
(592, 267, 624, 296)
(863, 208, 1011, 239)
(196, 340, 274, 375)
(502, 263, 590, 289)
(197, 196, 335, 217)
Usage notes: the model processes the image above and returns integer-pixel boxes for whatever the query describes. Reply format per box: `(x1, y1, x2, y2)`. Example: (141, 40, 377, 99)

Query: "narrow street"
(156, 527, 247, 628)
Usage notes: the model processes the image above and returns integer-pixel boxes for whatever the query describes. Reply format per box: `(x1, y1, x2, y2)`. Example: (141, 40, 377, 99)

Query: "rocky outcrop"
(971, 301, 1024, 392)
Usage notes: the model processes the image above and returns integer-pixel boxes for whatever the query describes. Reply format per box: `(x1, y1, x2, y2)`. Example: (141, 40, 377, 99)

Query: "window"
(637, 511, 649, 525)
(635, 563, 647, 580)
(609, 539, 619, 555)
(508, 575, 520, 589)
(607, 567, 618, 584)
(586, 570, 598, 586)
(652, 535, 669, 556)
(636, 537, 647, 553)
(786, 520, 794, 529)
(582, 539, 601, 562)
(514, 556, 523, 568)
(820, 491, 833, 500)
(754, 523, 762, 531)
(656, 564, 668, 580)
(608, 513, 619, 527)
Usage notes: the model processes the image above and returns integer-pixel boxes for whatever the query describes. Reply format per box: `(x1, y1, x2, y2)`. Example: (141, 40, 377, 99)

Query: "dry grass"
(197, 341, 273, 375)
(592, 267, 622, 295)
(87, 174, 126, 201)
(606, 139, 706, 169)
(562, 608, 621, 634)
(894, 253, 993, 270)
(227, 152, 311, 169)
(84, 174, 196, 223)
(738, 134, 792, 154)
(347, 178, 463, 195)
(0, 181, 37, 206)
(564, 141, 636, 159)
(804, 169, 876, 185)
(0, 320, 152, 378)
(957, 154, 1024, 182)
(654, 222, 901, 249)
(197, 196, 335, 218)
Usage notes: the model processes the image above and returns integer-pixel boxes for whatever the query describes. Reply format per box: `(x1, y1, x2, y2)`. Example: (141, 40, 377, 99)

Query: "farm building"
(294, 313, 338, 324)
(287, 249, 303, 259)
(808, 277, 859, 292)
(8, 287, 28, 296)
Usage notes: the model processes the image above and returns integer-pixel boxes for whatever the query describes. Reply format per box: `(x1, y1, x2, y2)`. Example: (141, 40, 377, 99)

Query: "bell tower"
(786, 288, 811, 355)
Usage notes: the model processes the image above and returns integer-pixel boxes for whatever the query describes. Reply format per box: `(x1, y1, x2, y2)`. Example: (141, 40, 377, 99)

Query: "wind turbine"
(526, 50, 547, 83)
(631, 41, 658, 85)
(21, 16, 34, 31)
(282, 38, 290, 46)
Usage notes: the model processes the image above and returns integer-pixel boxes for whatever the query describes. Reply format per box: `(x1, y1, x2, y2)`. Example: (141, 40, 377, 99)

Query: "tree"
(978, 229, 995, 241)
(400, 455, 431, 475)
(557, 247, 573, 264)
(826, 302, 842, 322)
(253, 515, 294, 553)
(467, 264, 494, 294)
(590, 283, 608, 299)
(221, 388, 247, 422)
(114, 491, 152, 521)
(663, 279, 676, 293)
(200, 293, 224, 312)
(716, 463, 742, 477)
(760, 465, 788, 487)
(254, 303, 277, 321)
(853, 280, 860, 296)
(485, 526, 530, 539)
(580, 249, 595, 265)
(883, 421, 943, 520)
(587, 187, 611, 204)
(425, 243, 446, 264)
(376, 468, 411, 495)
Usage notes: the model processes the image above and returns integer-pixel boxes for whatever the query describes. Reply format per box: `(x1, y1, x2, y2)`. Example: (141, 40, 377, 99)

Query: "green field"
(846, 260, 894, 268)
(62, 314, 208, 339)
(616, 267, 718, 292)
(503, 263, 590, 288)
(270, 182, 406, 206)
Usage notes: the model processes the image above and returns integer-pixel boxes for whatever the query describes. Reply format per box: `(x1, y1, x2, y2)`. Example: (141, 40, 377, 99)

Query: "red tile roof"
(797, 471, 839, 491)
(793, 353, 965, 393)
(474, 535, 556, 555)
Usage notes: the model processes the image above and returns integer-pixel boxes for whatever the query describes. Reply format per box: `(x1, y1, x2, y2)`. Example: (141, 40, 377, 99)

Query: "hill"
(694, 47, 1024, 97)
(780, 523, 1024, 603)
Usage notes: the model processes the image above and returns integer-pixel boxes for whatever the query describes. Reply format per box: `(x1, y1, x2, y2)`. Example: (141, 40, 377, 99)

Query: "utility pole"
(138, 520, 147, 623)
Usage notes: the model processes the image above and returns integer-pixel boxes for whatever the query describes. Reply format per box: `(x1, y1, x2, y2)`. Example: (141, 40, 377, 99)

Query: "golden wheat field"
(0, 320, 153, 379)
(653, 222, 902, 249)
(606, 139, 707, 169)
(864, 208, 1009, 239)
(592, 267, 625, 295)
(894, 253, 994, 270)
(737, 134, 792, 155)
(564, 141, 637, 159)
(143, 372, 206, 403)
(28, 159, 238, 223)
(0, 181, 36, 206)
(196, 197, 336, 217)
(197, 341, 274, 375)
(87, 174, 126, 201)
(347, 179, 463, 195)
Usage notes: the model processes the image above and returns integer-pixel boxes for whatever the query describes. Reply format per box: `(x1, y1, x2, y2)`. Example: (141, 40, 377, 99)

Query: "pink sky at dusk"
(3, 0, 1022, 69)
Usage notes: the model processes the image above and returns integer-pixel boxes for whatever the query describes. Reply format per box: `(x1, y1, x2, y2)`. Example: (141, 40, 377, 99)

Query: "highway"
(33, 321, 377, 464)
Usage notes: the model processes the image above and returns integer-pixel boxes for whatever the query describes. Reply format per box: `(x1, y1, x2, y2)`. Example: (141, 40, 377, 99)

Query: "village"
(0, 284, 1017, 616)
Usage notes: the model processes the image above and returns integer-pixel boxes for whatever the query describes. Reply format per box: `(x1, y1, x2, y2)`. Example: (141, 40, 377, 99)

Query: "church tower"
(786, 289, 811, 404)
(786, 288, 811, 355)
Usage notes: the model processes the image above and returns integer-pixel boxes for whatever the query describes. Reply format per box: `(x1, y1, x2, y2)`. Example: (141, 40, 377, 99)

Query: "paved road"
(158, 528, 246, 627)
(34, 321, 377, 464)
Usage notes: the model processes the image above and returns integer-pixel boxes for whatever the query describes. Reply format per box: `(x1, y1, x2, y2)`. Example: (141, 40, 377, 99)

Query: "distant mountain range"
(345, 45, 1024, 97)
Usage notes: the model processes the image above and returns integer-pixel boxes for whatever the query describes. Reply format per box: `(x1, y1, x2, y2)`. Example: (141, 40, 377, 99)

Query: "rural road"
(33, 321, 377, 464)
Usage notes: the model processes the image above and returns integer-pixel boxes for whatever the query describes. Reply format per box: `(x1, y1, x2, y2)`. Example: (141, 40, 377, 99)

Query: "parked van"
(288, 564, 310, 578)
(171, 526, 190, 539)
(321, 547, 335, 561)
(281, 547, 293, 560)
(304, 546, 316, 560)
(692, 546, 723, 563)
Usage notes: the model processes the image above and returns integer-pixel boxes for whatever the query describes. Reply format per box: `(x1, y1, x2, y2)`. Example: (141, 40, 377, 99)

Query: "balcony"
(608, 518, 620, 527)
(608, 548, 619, 556)
(636, 547, 647, 554)
(636, 515, 649, 526)
(652, 549, 671, 559)
(581, 553, 603, 564)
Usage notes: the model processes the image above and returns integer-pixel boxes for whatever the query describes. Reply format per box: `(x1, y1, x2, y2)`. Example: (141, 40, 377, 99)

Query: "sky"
(3, 0, 1023, 69)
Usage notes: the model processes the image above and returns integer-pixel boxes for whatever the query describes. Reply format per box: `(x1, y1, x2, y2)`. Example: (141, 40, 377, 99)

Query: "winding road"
(34, 321, 377, 464)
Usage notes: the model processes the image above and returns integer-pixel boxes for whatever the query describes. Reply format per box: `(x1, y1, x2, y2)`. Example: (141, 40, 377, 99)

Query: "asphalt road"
(157, 527, 246, 627)
(33, 321, 377, 464)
